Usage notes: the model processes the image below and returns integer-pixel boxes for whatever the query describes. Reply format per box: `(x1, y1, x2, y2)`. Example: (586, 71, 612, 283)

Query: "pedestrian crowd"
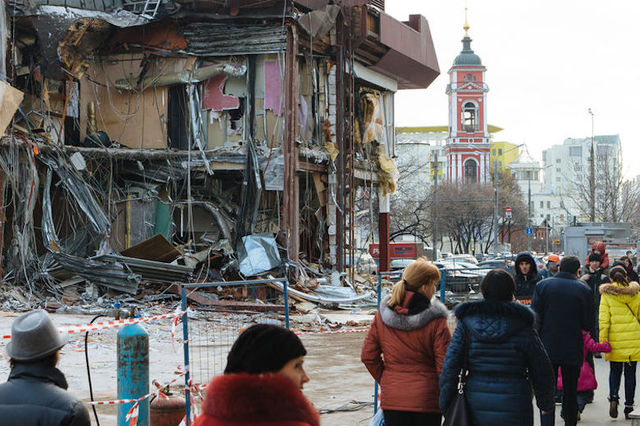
(362, 241, 640, 426)
(1, 241, 639, 426)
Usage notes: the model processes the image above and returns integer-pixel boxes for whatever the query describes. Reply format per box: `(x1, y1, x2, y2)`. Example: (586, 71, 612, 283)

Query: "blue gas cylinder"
(117, 323, 149, 426)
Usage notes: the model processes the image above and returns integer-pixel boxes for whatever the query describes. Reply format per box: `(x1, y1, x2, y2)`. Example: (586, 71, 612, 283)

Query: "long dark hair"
(609, 265, 629, 286)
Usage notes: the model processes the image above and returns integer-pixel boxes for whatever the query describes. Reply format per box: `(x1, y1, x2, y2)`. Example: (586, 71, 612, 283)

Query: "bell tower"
(446, 10, 490, 184)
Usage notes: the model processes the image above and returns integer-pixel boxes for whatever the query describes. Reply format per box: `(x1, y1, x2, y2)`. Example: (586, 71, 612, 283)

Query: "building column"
(379, 190, 390, 272)
(283, 26, 299, 261)
(480, 154, 485, 183)
(458, 154, 463, 183)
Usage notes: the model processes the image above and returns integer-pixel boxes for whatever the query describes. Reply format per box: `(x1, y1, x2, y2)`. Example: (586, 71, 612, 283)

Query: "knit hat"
(224, 324, 306, 374)
(548, 254, 560, 263)
(6, 310, 68, 361)
(588, 253, 601, 263)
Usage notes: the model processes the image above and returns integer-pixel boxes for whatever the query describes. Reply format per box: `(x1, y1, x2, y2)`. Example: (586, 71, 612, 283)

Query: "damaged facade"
(0, 0, 438, 299)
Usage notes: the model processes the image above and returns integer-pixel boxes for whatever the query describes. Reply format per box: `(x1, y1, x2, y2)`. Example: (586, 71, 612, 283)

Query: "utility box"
(564, 222, 635, 262)
(369, 242, 425, 264)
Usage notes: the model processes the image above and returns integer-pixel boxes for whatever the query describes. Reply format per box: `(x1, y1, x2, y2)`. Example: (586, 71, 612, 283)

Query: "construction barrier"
(180, 278, 290, 426)
(1, 311, 185, 340)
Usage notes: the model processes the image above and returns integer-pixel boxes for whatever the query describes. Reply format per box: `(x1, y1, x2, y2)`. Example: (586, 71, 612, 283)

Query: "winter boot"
(624, 405, 634, 419)
(609, 396, 619, 418)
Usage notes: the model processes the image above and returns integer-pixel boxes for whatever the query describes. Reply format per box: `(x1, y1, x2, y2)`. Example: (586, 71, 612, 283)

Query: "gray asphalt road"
(534, 356, 636, 425)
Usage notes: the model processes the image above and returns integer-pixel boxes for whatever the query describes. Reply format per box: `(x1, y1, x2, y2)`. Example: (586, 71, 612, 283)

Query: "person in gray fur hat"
(0, 309, 90, 425)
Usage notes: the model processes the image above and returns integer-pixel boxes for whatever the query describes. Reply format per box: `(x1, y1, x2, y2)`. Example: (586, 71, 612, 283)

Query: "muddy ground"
(0, 309, 622, 426)
(0, 310, 376, 426)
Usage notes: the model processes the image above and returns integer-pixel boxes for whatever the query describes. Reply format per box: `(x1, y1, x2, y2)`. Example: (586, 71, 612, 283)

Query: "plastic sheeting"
(237, 234, 281, 277)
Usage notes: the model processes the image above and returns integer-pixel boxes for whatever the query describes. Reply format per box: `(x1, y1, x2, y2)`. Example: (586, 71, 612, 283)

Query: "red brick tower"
(446, 12, 490, 184)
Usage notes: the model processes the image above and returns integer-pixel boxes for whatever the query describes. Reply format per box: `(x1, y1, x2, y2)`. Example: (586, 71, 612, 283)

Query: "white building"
(395, 127, 448, 188)
(507, 150, 566, 248)
(542, 135, 622, 221)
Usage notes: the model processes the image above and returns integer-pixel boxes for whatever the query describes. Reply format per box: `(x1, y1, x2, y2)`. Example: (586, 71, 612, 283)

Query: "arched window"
(462, 102, 477, 132)
(464, 159, 477, 184)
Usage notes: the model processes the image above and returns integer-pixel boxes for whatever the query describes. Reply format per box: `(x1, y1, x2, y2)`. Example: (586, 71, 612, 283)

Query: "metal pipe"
(181, 278, 287, 288)
(374, 271, 382, 414)
(181, 287, 191, 426)
(284, 278, 290, 329)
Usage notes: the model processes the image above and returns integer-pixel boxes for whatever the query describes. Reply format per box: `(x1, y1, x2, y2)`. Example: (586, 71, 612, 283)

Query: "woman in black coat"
(440, 270, 554, 425)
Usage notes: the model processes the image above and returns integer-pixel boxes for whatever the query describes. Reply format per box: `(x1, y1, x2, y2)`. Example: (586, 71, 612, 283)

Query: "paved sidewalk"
(535, 357, 637, 425)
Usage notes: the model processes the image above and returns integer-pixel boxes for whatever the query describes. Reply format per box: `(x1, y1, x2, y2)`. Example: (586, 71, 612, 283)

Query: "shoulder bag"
(443, 328, 472, 426)
(624, 303, 640, 325)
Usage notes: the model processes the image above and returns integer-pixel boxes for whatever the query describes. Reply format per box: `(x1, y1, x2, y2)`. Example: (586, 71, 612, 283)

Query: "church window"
(462, 102, 478, 132)
(466, 73, 473, 81)
(498, 148, 503, 155)
(464, 159, 477, 184)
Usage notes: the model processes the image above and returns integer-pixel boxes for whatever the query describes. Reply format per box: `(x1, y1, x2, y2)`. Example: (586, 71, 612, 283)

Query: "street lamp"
(588, 108, 595, 222)
(493, 143, 524, 255)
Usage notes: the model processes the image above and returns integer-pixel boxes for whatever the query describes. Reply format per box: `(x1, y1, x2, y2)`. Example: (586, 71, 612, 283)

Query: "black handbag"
(443, 329, 472, 426)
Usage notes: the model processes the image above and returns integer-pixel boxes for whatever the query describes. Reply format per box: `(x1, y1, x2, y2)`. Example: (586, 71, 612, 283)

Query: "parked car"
(389, 258, 416, 271)
(477, 259, 509, 271)
(433, 261, 484, 293)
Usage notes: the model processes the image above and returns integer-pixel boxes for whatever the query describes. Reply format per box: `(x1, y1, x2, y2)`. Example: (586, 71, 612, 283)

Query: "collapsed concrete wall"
(0, 0, 439, 303)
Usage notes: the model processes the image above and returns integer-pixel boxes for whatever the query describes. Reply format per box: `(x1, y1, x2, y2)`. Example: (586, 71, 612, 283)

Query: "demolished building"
(0, 0, 439, 298)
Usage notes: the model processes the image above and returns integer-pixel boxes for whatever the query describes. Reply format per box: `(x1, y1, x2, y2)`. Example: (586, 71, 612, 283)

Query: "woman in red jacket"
(194, 324, 320, 426)
(361, 258, 451, 426)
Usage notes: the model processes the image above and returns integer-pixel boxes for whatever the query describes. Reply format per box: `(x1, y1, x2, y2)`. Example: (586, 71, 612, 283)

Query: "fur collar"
(600, 281, 640, 296)
(455, 300, 535, 327)
(202, 373, 320, 426)
(380, 296, 448, 331)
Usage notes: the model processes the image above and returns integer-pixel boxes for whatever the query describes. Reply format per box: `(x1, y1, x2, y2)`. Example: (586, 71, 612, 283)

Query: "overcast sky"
(386, 1, 640, 178)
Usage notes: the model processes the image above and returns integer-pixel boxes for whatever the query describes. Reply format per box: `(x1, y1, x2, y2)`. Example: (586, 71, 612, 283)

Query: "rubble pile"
(0, 0, 439, 316)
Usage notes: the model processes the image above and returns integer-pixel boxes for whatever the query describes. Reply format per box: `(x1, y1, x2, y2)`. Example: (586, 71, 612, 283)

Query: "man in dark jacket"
(0, 310, 91, 425)
(580, 253, 609, 342)
(532, 256, 594, 426)
(513, 251, 542, 303)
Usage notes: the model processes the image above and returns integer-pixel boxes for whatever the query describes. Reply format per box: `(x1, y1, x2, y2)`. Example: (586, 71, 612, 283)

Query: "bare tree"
(565, 150, 639, 223)
(389, 152, 432, 244)
(433, 172, 527, 254)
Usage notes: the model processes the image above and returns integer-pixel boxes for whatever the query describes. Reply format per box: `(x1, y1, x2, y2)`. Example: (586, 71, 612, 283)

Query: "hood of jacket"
(455, 300, 535, 343)
(592, 241, 607, 255)
(9, 360, 68, 390)
(201, 373, 320, 426)
(380, 295, 448, 331)
(515, 252, 539, 280)
(600, 281, 640, 303)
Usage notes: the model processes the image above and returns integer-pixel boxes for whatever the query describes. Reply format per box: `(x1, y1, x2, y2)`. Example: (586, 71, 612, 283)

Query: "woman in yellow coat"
(599, 265, 640, 419)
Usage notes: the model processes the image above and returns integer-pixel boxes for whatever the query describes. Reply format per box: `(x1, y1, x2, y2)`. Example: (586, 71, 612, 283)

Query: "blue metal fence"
(180, 278, 290, 425)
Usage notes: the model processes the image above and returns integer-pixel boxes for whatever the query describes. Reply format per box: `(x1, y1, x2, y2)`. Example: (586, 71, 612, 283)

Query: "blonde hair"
(387, 257, 440, 307)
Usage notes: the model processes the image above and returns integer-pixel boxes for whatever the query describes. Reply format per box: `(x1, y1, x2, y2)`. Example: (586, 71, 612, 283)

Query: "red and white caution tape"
(125, 402, 139, 426)
(1, 311, 185, 340)
(88, 371, 186, 407)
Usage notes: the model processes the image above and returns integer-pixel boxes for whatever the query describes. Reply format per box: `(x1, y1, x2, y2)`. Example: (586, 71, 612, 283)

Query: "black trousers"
(383, 410, 442, 426)
(541, 363, 580, 426)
